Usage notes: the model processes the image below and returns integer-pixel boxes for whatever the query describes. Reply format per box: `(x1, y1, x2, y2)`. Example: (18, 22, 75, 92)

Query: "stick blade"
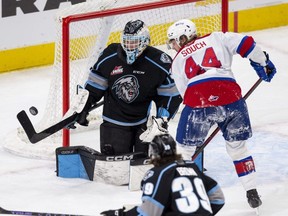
(0, 207, 10, 214)
(16, 110, 38, 143)
(16, 101, 104, 144)
(17, 110, 79, 144)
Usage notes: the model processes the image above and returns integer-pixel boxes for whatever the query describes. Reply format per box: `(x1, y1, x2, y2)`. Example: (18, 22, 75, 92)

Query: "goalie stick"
(192, 78, 263, 160)
(17, 101, 104, 144)
(0, 206, 87, 216)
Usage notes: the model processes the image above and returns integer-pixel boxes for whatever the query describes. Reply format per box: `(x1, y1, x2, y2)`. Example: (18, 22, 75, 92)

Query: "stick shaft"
(0, 206, 85, 216)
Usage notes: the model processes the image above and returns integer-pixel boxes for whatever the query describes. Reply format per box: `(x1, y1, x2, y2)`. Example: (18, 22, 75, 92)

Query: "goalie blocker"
(56, 145, 150, 189)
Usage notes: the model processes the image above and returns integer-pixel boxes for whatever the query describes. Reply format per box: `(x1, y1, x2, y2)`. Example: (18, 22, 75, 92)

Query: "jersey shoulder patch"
(143, 170, 154, 181)
(160, 53, 172, 64)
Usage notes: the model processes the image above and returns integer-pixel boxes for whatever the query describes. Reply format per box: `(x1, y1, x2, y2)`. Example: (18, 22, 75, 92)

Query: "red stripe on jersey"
(183, 79, 242, 108)
(234, 156, 256, 177)
(237, 36, 255, 57)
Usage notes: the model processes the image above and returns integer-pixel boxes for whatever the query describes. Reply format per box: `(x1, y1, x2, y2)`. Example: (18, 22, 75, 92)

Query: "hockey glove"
(76, 94, 96, 127)
(139, 116, 169, 142)
(62, 86, 90, 129)
(250, 51, 276, 82)
(100, 208, 124, 216)
(76, 108, 89, 127)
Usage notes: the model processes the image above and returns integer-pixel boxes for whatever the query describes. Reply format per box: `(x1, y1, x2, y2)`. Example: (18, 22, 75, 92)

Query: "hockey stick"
(192, 78, 263, 160)
(17, 101, 104, 144)
(0, 206, 87, 216)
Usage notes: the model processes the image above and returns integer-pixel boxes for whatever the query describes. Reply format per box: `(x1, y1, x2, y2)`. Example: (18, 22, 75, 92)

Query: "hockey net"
(5, 0, 227, 159)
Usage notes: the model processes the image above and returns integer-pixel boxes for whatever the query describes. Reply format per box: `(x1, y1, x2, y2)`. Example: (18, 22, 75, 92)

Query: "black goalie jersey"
(84, 43, 182, 126)
(126, 160, 225, 216)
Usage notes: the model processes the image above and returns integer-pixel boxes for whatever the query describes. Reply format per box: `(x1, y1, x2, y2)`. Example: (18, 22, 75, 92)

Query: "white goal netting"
(4, 0, 225, 160)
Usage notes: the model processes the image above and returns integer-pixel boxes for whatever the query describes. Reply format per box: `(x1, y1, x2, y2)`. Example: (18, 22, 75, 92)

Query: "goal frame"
(61, 0, 229, 147)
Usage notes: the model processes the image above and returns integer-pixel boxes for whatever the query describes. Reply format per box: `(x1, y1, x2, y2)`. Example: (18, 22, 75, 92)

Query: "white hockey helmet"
(121, 20, 150, 64)
(167, 19, 197, 49)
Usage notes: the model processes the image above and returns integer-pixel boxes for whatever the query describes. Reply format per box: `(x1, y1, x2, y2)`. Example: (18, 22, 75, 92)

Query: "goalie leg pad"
(56, 146, 99, 181)
(129, 157, 153, 191)
(94, 152, 147, 186)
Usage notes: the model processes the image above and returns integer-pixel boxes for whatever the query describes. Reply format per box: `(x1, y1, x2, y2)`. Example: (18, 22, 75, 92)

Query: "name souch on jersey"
(171, 31, 257, 108)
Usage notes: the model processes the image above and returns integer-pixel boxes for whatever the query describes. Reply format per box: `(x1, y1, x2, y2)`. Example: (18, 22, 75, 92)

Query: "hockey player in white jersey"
(166, 19, 276, 209)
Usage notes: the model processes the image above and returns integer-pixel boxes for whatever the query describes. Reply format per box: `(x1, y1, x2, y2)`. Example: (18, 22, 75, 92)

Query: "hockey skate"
(247, 189, 262, 208)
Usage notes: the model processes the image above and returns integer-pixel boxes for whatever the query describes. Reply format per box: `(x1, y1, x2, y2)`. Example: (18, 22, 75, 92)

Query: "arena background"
(0, 0, 287, 73)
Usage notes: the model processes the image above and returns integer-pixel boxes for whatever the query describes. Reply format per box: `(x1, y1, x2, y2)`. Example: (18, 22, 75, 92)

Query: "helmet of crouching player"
(149, 134, 182, 167)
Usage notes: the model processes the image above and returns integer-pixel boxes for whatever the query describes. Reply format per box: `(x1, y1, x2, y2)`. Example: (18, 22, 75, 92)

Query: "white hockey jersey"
(171, 31, 266, 108)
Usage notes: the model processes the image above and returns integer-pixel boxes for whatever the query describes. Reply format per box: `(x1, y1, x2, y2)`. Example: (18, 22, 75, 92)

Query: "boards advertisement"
(0, 0, 287, 72)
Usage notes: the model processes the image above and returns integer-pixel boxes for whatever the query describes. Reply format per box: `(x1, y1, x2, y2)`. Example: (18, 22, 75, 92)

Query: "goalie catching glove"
(139, 116, 168, 142)
(250, 51, 276, 82)
(62, 85, 97, 129)
(62, 86, 90, 129)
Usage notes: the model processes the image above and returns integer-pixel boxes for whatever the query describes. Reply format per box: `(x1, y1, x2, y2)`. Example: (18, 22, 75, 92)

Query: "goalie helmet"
(167, 19, 197, 49)
(149, 134, 176, 159)
(121, 19, 150, 64)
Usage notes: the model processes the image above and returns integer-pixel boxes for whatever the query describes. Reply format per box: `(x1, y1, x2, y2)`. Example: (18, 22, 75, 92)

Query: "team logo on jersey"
(143, 170, 154, 181)
(112, 75, 139, 103)
(208, 95, 219, 102)
(111, 66, 124, 75)
(160, 53, 171, 64)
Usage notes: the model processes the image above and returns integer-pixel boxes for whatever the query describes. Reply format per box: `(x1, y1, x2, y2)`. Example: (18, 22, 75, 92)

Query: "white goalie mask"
(167, 19, 197, 49)
(121, 20, 150, 64)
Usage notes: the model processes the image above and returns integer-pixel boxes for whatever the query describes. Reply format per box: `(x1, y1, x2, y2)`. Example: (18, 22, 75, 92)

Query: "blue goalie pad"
(56, 146, 100, 181)
(57, 154, 89, 179)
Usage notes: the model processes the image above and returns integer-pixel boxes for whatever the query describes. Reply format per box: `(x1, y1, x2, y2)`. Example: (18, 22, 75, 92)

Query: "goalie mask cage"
(6, 0, 228, 159)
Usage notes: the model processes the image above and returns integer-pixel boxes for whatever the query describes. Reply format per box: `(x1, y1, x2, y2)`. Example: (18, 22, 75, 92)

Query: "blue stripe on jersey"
(102, 115, 147, 126)
(187, 77, 236, 88)
(184, 160, 195, 164)
(157, 91, 179, 97)
(142, 196, 165, 209)
(210, 198, 225, 205)
(207, 184, 220, 195)
(236, 36, 255, 58)
(85, 70, 108, 90)
(244, 44, 255, 57)
(237, 36, 247, 55)
(136, 208, 148, 216)
(157, 83, 180, 97)
(85, 80, 107, 91)
(207, 184, 225, 205)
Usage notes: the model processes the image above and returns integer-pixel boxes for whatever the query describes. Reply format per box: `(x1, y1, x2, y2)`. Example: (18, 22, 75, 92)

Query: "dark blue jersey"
(126, 160, 224, 216)
(84, 43, 182, 126)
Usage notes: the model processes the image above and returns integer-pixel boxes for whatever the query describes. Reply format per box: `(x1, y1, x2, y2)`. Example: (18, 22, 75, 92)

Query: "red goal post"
(50, 0, 228, 147)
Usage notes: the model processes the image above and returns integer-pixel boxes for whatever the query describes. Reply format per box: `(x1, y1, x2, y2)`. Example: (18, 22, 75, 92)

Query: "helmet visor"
(122, 35, 141, 52)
